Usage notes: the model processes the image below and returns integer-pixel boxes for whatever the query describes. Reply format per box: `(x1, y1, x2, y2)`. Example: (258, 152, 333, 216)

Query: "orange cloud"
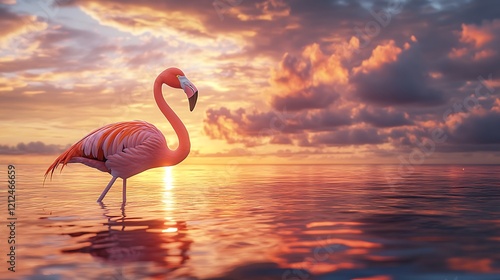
(448, 47, 467, 59)
(473, 49, 496, 60)
(80, 1, 207, 36)
(459, 21, 499, 48)
(493, 99, 500, 113)
(271, 42, 348, 91)
(353, 40, 402, 74)
(451, 20, 500, 61)
(303, 43, 348, 86)
(267, 43, 349, 112)
(0, 76, 26, 91)
(0, 12, 47, 52)
(448, 257, 499, 273)
(203, 107, 261, 147)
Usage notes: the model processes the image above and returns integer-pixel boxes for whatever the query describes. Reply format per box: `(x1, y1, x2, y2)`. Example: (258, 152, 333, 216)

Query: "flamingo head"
(163, 67, 199, 111)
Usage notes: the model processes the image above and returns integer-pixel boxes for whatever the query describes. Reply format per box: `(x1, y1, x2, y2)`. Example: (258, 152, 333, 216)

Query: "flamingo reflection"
(61, 204, 192, 272)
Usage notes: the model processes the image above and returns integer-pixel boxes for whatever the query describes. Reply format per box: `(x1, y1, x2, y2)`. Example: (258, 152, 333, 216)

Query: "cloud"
(72, 0, 210, 38)
(267, 43, 348, 111)
(203, 105, 356, 148)
(311, 128, 385, 146)
(459, 20, 499, 48)
(439, 19, 500, 82)
(449, 111, 500, 144)
(351, 42, 445, 106)
(203, 107, 253, 146)
(228, 0, 290, 21)
(357, 106, 413, 128)
(0, 141, 67, 155)
(455, 20, 500, 63)
(0, 5, 49, 55)
(271, 43, 348, 89)
(194, 148, 253, 158)
(269, 134, 292, 145)
(203, 107, 287, 147)
(353, 40, 402, 74)
(271, 85, 339, 111)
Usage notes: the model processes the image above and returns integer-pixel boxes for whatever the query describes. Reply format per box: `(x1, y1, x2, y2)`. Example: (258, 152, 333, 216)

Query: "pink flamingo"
(45, 67, 198, 203)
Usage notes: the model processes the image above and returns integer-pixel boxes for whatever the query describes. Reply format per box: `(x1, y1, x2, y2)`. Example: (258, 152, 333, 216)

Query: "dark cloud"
(352, 46, 445, 106)
(436, 144, 500, 153)
(449, 112, 500, 144)
(443, 0, 500, 24)
(271, 85, 338, 111)
(273, 52, 312, 84)
(439, 57, 500, 86)
(203, 107, 257, 147)
(203, 107, 354, 147)
(312, 128, 385, 146)
(290, 109, 352, 132)
(358, 106, 413, 127)
(0, 141, 66, 155)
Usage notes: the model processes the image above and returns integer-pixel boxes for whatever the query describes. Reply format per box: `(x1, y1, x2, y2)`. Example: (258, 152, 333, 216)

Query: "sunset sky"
(1, 0, 499, 164)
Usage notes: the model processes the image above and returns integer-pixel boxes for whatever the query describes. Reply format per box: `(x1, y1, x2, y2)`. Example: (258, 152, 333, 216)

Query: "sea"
(0, 164, 499, 280)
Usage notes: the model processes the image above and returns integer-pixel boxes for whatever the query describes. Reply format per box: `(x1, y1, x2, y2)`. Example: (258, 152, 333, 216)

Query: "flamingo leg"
(97, 176, 118, 202)
(122, 179, 127, 203)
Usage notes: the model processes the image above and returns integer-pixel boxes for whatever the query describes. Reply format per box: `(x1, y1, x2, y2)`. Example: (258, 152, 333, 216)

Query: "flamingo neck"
(154, 77, 190, 166)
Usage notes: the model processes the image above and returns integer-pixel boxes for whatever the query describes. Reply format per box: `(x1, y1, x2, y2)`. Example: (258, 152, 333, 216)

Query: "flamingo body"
(46, 121, 170, 179)
(45, 67, 198, 203)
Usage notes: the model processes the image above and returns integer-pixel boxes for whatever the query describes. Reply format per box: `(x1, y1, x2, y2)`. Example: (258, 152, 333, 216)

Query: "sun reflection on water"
(163, 166, 174, 191)
(162, 166, 175, 224)
(162, 227, 178, 233)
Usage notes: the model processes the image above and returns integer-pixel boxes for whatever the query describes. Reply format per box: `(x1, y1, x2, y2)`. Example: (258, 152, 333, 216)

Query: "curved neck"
(154, 77, 190, 166)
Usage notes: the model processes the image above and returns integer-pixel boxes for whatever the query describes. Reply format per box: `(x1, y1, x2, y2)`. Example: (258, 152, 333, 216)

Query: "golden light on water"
(163, 166, 174, 191)
(162, 166, 175, 218)
(162, 227, 178, 233)
(8, 164, 500, 279)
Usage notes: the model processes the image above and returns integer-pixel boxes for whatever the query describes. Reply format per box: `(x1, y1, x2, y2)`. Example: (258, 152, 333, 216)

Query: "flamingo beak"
(189, 91, 198, 112)
(178, 76, 198, 111)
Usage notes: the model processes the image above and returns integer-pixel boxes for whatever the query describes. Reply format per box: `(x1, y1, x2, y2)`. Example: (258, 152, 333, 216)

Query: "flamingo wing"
(45, 121, 167, 179)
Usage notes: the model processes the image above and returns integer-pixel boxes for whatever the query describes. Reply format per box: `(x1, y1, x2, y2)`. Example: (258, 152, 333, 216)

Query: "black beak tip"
(189, 91, 198, 112)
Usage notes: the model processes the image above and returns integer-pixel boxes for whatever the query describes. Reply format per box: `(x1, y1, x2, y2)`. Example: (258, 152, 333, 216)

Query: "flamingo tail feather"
(44, 142, 84, 180)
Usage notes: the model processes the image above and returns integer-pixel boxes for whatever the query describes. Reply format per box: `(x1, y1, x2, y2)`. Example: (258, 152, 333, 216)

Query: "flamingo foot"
(97, 176, 118, 202)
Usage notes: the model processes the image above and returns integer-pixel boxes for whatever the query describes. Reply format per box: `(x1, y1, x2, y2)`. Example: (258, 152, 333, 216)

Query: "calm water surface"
(0, 164, 500, 280)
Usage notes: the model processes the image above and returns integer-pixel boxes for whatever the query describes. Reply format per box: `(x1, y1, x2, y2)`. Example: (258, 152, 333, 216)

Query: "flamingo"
(45, 67, 198, 203)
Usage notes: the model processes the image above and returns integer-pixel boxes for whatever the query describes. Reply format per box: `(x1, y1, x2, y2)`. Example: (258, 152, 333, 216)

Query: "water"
(1, 164, 499, 280)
